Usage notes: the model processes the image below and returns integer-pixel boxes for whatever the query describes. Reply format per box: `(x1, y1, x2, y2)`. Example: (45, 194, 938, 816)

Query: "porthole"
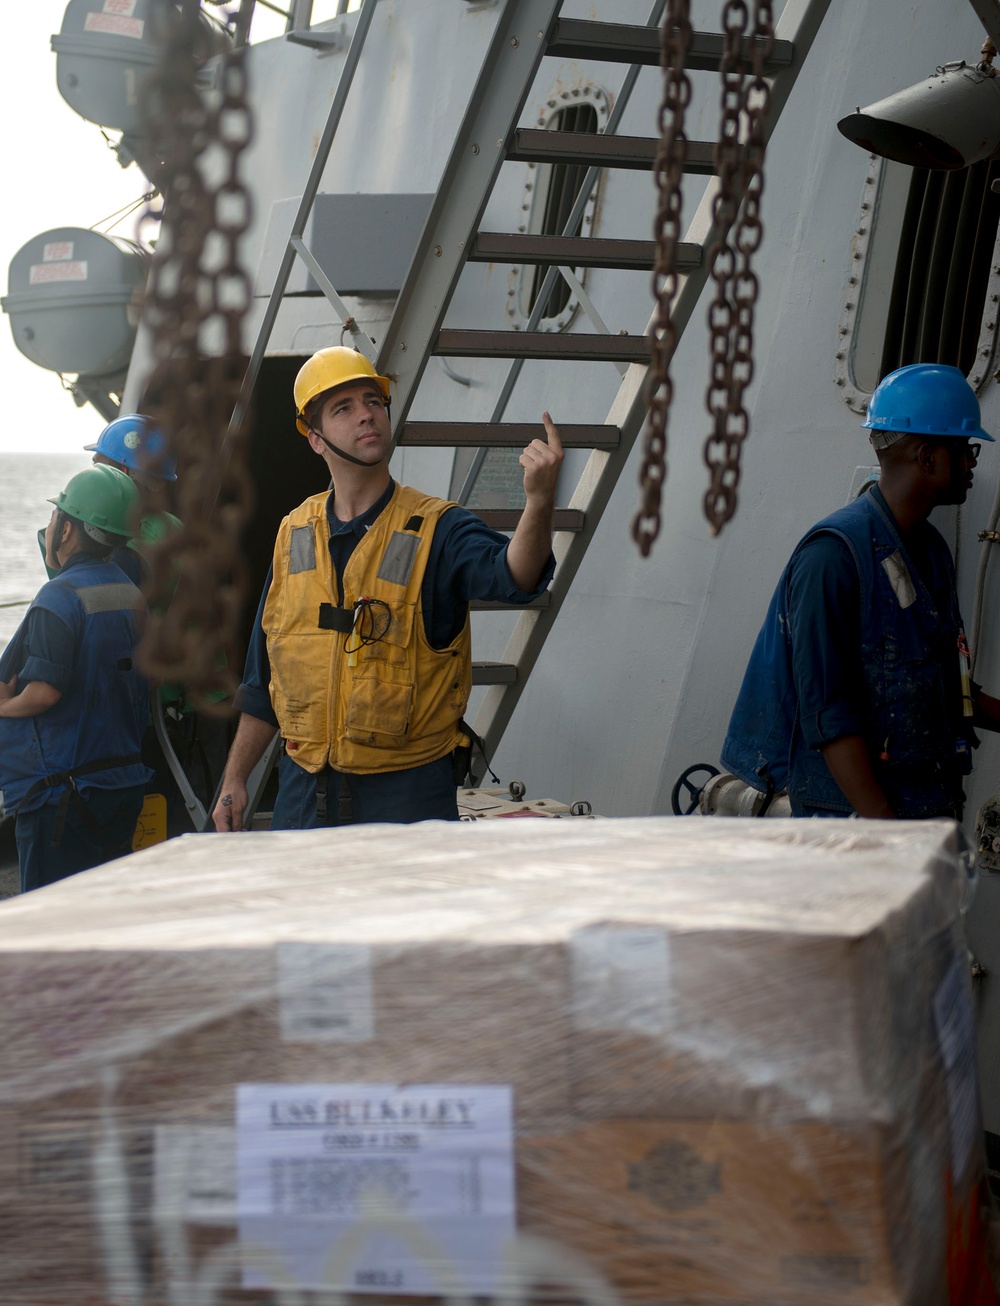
(836, 153, 1000, 411)
(506, 82, 609, 333)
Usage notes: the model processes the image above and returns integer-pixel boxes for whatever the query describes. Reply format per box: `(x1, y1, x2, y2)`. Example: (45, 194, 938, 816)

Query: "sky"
(0, 2, 355, 454)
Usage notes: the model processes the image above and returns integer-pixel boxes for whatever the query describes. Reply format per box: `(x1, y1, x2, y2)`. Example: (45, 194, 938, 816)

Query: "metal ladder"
(374, 0, 833, 772)
(227, 0, 833, 820)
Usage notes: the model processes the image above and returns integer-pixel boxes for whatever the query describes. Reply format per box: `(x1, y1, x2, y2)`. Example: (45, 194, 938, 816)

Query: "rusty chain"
(703, 0, 774, 535)
(135, 0, 255, 713)
(633, 0, 693, 557)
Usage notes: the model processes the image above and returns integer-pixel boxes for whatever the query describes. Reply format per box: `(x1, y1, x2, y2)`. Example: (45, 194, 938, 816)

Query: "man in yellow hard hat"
(212, 345, 562, 830)
(0, 466, 152, 891)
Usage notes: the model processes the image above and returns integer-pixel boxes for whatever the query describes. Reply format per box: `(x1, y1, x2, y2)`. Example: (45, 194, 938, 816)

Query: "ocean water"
(0, 452, 92, 653)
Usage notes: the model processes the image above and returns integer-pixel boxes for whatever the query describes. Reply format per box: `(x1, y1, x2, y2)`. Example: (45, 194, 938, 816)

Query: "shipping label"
(276, 941, 375, 1043)
(236, 1083, 515, 1295)
(154, 1125, 237, 1227)
(570, 924, 671, 1037)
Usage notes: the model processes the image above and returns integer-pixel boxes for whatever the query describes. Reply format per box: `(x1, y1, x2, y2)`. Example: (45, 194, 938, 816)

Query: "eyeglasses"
(922, 441, 982, 461)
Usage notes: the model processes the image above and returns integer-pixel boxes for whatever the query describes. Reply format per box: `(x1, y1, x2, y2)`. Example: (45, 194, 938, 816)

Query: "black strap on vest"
(20, 753, 144, 846)
(314, 770, 354, 826)
(755, 767, 777, 818)
(318, 603, 357, 633)
(19, 753, 144, 810)
(318, 599, 391, 651)
(453, 718, 500, 787)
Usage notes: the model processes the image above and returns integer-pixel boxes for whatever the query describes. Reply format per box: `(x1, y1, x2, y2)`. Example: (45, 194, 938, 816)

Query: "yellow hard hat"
(293, 347, 391, 435)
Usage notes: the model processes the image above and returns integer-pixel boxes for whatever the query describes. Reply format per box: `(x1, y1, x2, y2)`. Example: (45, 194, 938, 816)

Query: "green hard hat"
(129, 509, 183, 552)
(49, 464, 140, 544)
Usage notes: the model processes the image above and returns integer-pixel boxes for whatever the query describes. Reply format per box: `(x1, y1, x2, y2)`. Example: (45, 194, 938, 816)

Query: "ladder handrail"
(151, 689, 208, 831)
(233, 0, 380, 432)
(471, 0, 837, 766)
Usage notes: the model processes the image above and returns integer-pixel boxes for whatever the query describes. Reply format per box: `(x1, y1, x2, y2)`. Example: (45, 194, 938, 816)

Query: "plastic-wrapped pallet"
(0, 817, 992, 1305)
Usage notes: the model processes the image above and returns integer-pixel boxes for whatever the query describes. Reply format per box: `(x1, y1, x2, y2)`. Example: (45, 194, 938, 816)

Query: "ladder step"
(435, 328, 652, 363)
(399, 421, 621, 450)
(470, 232, 690, 272)
(547, 19, 794, 74)
(508, 129, 716, 174)
(472, 593, 551, 611)
(473, 662, 518, 686)
(474, 508, 585, 532)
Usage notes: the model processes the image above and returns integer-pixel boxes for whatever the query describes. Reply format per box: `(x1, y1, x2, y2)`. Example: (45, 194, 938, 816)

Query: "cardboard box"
(0, 818, 987, 1303)
(519, 1118, 898, 1304)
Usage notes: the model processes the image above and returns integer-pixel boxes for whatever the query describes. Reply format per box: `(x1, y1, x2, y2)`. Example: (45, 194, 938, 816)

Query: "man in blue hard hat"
(722, 362, 1000, 820)
(0, 466, 151, 891)
(86, 412, 178, 486)
(85, 413, 181, 584)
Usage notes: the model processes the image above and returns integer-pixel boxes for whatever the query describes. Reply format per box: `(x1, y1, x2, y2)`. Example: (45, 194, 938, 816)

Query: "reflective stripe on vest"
(74, 582, 147, 614)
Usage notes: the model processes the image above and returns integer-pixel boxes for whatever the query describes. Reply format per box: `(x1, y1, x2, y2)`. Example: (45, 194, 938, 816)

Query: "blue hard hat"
(862, 363, 993, 442)
(84, 414, 178, 480)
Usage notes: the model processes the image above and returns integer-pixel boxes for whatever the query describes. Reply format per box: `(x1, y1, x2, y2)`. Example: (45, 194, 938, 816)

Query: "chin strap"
(309, 408, 391, 469)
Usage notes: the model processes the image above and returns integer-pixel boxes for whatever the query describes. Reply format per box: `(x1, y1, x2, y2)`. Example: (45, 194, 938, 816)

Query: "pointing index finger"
(541, 410, 563, 452)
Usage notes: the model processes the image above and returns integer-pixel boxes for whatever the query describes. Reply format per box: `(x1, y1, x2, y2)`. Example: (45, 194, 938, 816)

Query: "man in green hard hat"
(0, 465, 152, 892)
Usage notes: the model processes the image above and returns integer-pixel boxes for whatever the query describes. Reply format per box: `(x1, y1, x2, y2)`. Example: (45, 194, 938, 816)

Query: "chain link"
(703, 0, 773, 535)
(633, 1, 693, 558)
(135, 0, 255, 713)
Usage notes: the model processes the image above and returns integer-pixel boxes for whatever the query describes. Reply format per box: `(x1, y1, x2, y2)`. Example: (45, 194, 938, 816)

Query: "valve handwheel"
(671, 763, 721, 816)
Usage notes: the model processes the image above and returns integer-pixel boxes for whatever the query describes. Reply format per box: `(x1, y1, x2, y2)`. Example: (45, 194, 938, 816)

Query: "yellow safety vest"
(263, 483, 471, 775)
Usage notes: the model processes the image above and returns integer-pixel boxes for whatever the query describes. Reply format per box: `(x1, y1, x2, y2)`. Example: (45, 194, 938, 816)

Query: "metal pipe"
(289, 236, 377, 358)
(698, 773, 792, 818)
(252, 0, 293, 22)
(233, 0, 256, 48)
(288, 0, 314, 30)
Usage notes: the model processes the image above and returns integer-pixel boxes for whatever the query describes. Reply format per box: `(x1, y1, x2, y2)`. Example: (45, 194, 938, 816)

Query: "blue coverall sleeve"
(17, 607, 77, 696)
(423, 507, 555, 649)
(233, 566, 279, 726)
(786, 533, 866, 749)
